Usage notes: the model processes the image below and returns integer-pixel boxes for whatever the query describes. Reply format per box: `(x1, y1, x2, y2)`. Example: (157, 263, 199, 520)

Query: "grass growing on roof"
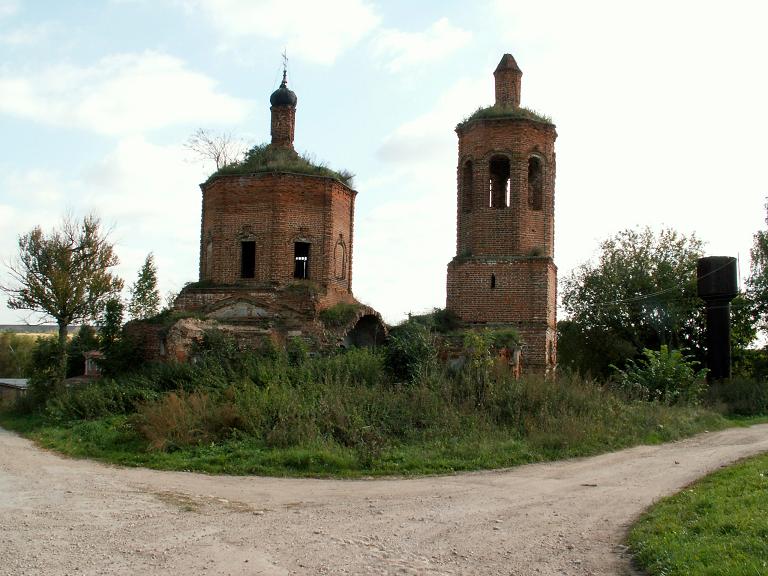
(319, 303, 361, 328)
(208, 143, 354, 187)
(456, 105, 553, 129)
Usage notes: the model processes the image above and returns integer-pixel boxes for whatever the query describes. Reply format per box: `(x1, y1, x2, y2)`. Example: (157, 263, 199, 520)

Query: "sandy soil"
(2, 424, 768, 576)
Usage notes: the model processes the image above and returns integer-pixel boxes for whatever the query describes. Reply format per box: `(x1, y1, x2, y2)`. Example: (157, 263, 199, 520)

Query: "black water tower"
(697, 256, 738, 381)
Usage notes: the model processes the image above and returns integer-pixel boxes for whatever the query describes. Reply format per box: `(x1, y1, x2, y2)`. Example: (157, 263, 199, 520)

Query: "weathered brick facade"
(447, 54, 558, 371)
(198, 172, 356, 309)
(162, 71, 390, 361)
(188, 73, 357, 312)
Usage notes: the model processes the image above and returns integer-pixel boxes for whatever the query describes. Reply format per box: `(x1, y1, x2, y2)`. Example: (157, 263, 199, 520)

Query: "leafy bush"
(488, 327, 520, 349)
(98, 331, 144, 378)
(286, 337, 309, 366)
(733, 347, 768, 381)
(384, 322, 437, 382)
(45, 380, 159, 421)
(66, 325, 99, 377)
(557, 319, 637, 378)
(708, 376, 768, 416)
(0, 332, 36, 377)
(612, 346, 708, 404)
(407, 308, 463, 333)
(135, 390, 241, 451)
(319, 303, 360, 327)
(2, 338, 733, 475)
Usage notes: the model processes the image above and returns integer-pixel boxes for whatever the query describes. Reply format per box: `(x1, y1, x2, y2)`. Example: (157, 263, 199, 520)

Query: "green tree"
(747, 201, 768, 334)
(99, 297, 124, 350)
(0, 333, 35, 378)
(612, 345, 708, 405)
(66, 324, 100, 377)
(561, 227, 705, 376)
(2, 215, 123, 383)
(128, 253, 160, 320)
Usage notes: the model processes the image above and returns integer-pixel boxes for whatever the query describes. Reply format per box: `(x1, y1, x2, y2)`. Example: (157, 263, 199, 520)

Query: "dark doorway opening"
(241, 241, 255, 279)
(294, 242, 310, 279)
(344, 314, 387, 348)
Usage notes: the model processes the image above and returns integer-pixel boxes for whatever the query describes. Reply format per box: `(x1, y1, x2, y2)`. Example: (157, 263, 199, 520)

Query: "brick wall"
(446, 259, 556, 369)
(270, 106, 295, 150)
(447, 56, 558, 372)
(455, 119, 557, 259)
(198, 172, 356, 306)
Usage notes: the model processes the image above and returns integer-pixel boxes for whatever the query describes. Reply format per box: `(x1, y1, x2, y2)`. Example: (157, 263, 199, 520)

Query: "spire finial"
(281, 49, 288, 86)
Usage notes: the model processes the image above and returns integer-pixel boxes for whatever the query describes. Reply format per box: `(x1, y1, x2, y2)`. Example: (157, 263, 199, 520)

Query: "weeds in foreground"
(0, 341, 735, 476)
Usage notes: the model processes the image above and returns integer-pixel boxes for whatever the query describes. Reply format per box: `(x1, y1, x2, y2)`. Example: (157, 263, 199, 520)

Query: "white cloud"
(352, 76, 489, 322)
(0, 51, 250, 135)
(377, 76, 486, 164)
(79, 137, 204, 289)
(0, 0, 18, 18)
(488, 0, 768, 291)
(373, 18, 472, 73)
(183, 0, 380, 65)
(0, 137, 208, 323)
(353, 169, 456, 323)
(0, 22, 52, 45)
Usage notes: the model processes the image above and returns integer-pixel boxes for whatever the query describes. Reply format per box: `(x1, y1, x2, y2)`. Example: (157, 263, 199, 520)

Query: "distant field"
(0, 325, 81, 336)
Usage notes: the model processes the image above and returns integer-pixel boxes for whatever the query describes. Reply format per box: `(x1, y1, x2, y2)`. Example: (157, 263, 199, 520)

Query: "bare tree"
(184, 128, 245, 170)
(2, 214, 124, 383)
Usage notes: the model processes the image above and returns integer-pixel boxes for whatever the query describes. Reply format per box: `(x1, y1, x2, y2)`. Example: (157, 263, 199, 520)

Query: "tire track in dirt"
(2, 424, 768, 575)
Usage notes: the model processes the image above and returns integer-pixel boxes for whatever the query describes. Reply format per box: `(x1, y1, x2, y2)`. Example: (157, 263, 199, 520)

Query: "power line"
(574, 258, 739, 309)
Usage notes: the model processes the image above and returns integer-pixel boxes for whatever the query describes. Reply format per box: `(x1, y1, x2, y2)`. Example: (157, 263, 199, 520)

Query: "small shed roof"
(0, 378, 29, 389)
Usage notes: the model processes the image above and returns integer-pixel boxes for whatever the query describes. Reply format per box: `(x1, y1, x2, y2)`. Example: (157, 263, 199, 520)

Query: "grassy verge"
(628, 452, 768, 575)
(4, 334, 763, 479)
(0, 390, 741, 478)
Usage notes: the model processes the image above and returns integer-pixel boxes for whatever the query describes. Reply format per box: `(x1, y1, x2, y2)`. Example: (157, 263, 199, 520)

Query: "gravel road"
(3, 424, 768, 576)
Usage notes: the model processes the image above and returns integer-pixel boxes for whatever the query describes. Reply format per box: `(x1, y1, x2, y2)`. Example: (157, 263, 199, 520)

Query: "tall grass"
(1, 332, 741, 476)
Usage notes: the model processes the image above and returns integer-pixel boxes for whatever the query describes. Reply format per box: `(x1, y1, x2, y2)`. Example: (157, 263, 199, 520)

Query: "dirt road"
(2, 425, 768, 576)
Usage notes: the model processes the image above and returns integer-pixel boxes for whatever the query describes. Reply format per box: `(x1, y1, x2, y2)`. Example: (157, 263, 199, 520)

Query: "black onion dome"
(270, 76, 297, 107)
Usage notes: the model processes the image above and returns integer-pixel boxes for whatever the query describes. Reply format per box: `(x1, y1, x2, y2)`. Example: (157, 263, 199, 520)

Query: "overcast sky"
(1, 0, 766, 325)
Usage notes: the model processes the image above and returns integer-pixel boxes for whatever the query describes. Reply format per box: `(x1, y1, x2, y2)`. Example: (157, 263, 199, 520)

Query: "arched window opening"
(462, 161, 473, 213)
(491, 273, 496, 289)
(488, 156, 510, 209)
(528, 156, 543, 211)
(334, 237, 346, 280)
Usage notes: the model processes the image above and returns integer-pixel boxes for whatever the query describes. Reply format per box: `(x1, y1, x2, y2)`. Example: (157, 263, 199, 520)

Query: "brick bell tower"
(446, 54, 558, 371)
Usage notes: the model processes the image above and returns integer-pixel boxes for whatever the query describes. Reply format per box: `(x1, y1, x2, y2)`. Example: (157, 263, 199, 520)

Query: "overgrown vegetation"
(128, 253, 161, 320)
(319, 302, 360, 327)
(612, 346, 708, 405)
(1, 214, 123, 383)
(0, 322, 742, 477)
(0, 332, 36, 377)
(405, 307, 463, 334)
(208, 143, 354, 187)
(628, 452, 768, 576)
(456, 105, 553, 129)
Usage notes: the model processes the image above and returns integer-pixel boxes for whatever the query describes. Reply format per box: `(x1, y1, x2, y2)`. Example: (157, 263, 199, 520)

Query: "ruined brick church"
(447, 54, 557, 371)
(161, 54, 557, 370)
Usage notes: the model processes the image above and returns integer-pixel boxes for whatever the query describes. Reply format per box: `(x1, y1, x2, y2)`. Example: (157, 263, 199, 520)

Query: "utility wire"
(575, 258, 739, 309)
